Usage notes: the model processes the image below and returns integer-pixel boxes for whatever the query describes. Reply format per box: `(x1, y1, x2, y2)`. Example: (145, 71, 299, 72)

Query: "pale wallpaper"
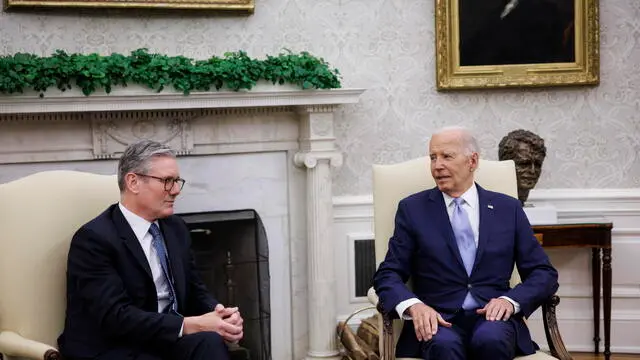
(1, 0, 639, 195)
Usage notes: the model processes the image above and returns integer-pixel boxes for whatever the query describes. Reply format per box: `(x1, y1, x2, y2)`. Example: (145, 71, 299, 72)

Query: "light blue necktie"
(451, 197, 479, 310)
(149, 223, 178, 314)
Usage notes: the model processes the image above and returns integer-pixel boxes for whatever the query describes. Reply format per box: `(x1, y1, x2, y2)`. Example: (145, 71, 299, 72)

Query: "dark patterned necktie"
(149, 223, 178, 313)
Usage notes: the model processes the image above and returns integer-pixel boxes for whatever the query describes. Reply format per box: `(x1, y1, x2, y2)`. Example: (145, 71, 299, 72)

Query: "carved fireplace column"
(294, 105, 343, 360)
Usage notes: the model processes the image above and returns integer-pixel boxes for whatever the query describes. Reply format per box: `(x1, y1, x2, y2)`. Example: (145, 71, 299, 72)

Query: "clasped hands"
(183, 304, 244, 342)
(407, 298, 514, 342)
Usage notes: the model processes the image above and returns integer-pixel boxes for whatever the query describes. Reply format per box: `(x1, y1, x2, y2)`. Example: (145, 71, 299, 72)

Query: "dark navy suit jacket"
(373, 184, 558, 357)
(58, 204, 218, 359)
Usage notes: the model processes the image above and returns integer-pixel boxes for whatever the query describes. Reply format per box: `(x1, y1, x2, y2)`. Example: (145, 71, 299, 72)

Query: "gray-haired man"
(58, 139, 243, 360)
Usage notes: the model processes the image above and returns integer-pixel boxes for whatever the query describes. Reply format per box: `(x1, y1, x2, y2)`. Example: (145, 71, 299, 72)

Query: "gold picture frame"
(435, 0, 599, 90)
(4, 0, 253, 11)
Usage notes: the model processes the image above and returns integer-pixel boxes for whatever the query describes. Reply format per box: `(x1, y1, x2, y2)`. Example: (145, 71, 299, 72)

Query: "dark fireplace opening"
(179, 209, 271, 360)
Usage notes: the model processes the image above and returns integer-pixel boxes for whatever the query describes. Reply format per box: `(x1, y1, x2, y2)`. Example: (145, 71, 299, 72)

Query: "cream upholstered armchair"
(366, 157, 571, 360)
(0, 171, 120, 360)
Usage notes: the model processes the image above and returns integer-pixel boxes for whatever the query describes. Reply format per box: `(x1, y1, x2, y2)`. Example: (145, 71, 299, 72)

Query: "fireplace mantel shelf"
(0, 88, 365, 114)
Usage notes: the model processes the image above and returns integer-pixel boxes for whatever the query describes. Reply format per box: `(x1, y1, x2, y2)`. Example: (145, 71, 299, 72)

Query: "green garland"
(0, 48, 342, 96)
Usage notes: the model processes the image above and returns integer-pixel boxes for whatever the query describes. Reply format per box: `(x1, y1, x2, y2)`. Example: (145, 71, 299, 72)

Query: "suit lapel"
(473, 184, 493, 274)
(112, 205, 153, 280)
(160, 220, 186, 308)
(428, 189, 466, 272)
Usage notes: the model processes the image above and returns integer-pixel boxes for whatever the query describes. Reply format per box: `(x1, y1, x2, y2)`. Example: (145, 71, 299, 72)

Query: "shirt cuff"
(499, 296, 521, 314)
(179, 321, 184, 338)
(396, 298, 422, 320)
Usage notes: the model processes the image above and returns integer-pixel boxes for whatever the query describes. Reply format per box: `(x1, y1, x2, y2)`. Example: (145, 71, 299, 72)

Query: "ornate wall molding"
(91, 111, 196, 159)
(0, 112, 86, 124)
(203, 106, 294, 116)
(293, 151, 343, 169)
(297, 104, 340, 114)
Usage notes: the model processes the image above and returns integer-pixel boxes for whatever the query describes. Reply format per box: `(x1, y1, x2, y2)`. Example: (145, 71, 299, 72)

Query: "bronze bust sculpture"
(498, 129, 547, 206)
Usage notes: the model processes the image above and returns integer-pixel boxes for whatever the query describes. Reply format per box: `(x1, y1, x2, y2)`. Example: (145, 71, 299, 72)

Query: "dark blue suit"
(58, 204, 227, 360)
(373, 184, 558, 358)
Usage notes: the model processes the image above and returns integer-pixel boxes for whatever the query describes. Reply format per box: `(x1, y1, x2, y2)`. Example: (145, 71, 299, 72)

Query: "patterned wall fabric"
(1, 0, 639, 194)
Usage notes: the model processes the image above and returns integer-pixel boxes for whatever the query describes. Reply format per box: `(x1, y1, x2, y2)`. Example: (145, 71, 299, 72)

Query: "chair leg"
(542, 295, 572, 360)
(381, 313, 396, 360)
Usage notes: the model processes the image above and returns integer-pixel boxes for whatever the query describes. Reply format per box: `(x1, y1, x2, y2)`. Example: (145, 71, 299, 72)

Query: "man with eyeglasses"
(58, 139, 243, 360)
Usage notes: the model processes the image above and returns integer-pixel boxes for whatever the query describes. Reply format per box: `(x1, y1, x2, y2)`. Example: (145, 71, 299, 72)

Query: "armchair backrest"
(0, 171, 120, 349)
(372, 157, 518, 266)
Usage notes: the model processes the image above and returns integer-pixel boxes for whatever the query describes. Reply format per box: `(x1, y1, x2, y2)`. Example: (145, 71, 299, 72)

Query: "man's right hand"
(407, 303, 452, 342)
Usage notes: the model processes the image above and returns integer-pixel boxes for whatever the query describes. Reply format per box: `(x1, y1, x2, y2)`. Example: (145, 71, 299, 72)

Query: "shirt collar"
(118, 202, 158, 241)
(442, 183, 478, 209)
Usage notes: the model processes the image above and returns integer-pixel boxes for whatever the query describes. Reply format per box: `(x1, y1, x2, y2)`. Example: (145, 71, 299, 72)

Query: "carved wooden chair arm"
(542, 295, 572, 360)
(378, 302, 399, 360)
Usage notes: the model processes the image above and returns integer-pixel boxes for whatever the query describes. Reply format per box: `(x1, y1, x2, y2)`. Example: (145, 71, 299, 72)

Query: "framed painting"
(4, 0, 253, 11)
(435, 0, 599, 90)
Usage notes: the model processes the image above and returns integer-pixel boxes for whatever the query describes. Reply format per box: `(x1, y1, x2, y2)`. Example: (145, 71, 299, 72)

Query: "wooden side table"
(532, 222, 613, 360)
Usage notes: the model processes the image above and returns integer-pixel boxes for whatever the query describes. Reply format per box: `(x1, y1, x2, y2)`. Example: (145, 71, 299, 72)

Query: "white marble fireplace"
(0, 87, 364, 360)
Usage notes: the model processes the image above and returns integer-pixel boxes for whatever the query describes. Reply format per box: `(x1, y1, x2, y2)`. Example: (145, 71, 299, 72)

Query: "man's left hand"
(215, 304, 244, 333)
(476, 298, 514, 321)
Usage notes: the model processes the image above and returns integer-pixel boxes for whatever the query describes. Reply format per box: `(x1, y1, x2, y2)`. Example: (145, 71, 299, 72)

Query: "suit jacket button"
(467, 284, 472, 289)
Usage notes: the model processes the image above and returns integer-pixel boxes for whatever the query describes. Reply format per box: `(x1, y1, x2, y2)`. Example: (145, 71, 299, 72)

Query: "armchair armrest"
(367, 286, 379, 306)
(542, 295, 572, 360)
(0, 331, 60, 360)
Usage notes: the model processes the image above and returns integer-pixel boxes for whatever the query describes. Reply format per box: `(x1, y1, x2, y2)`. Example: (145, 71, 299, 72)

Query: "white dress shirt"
(395, 184, 521, 319)
(118, 203, 184, 336)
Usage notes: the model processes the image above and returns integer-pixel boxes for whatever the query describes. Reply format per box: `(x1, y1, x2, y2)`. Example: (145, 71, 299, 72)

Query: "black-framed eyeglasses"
(134, 173, 186, 191)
